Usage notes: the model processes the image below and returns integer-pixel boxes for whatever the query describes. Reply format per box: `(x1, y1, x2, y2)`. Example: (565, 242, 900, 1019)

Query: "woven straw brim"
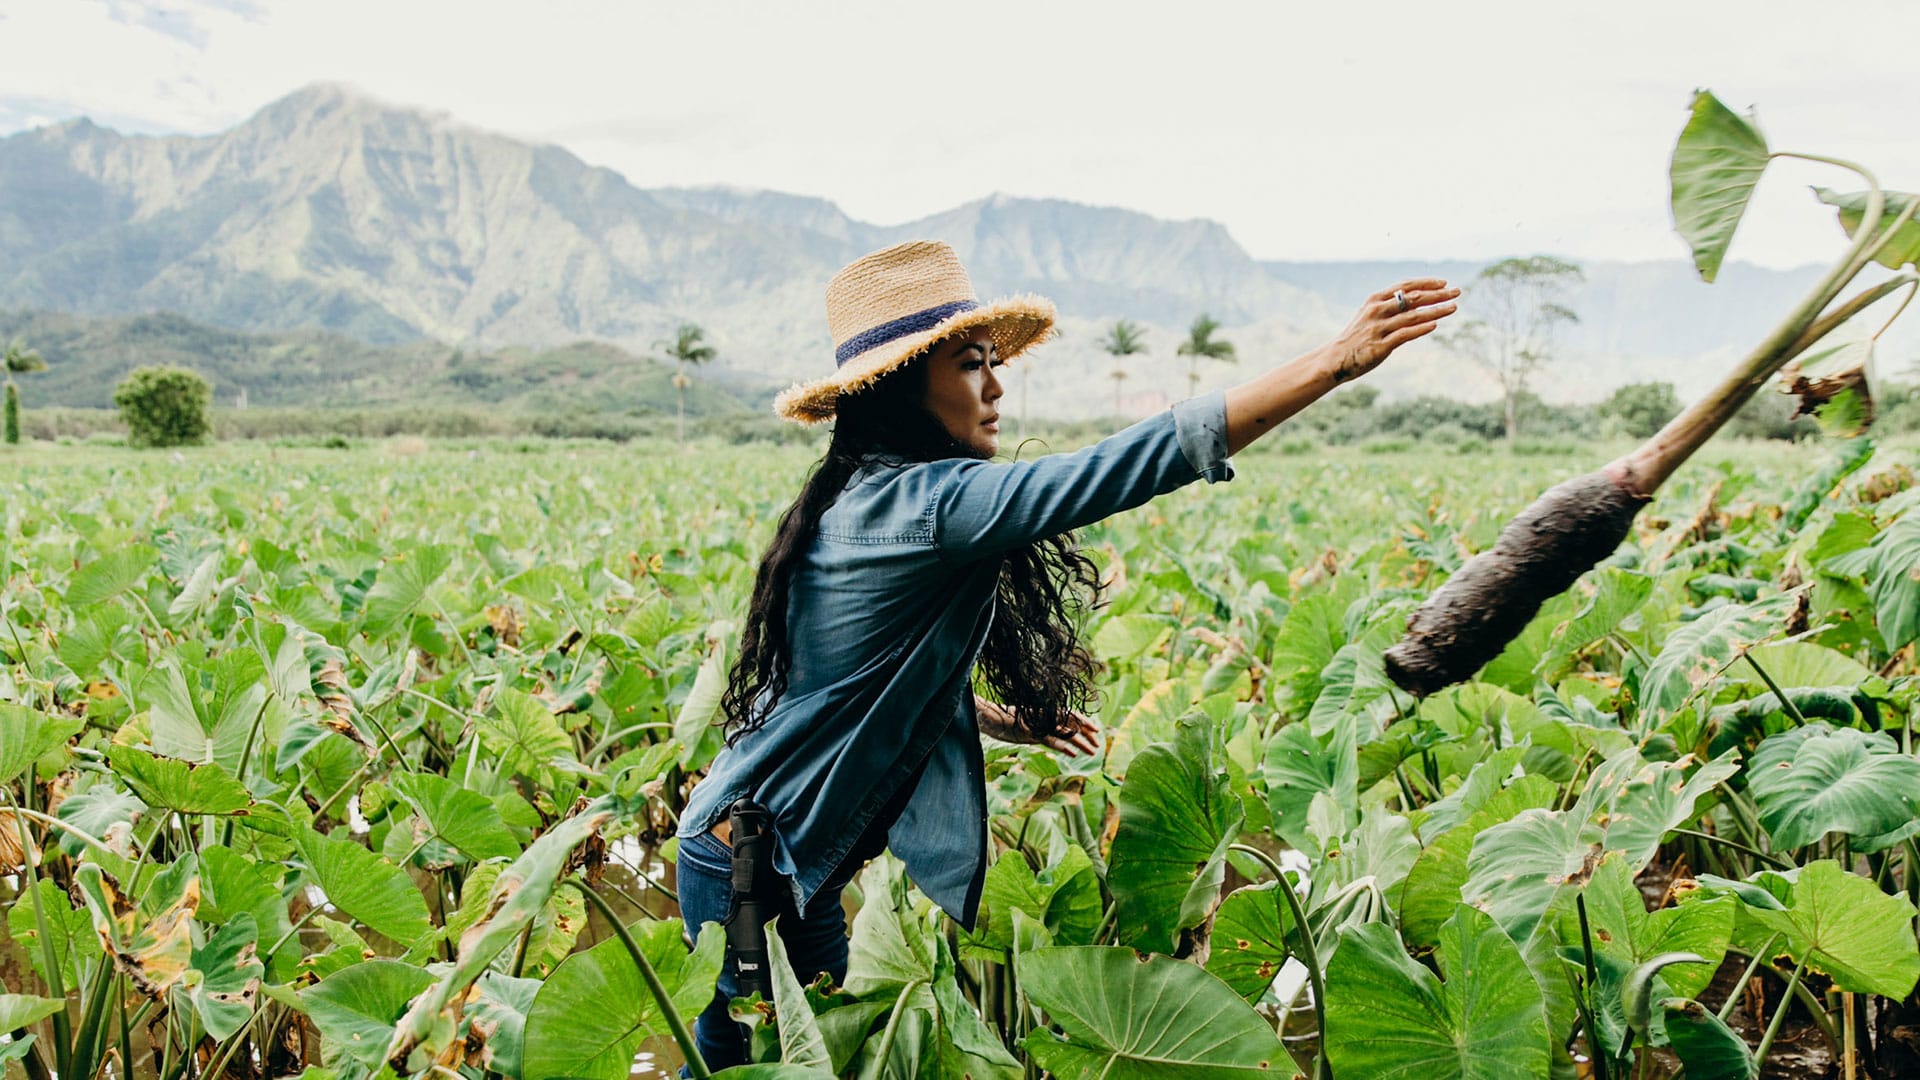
(774, 295, 1056, 424)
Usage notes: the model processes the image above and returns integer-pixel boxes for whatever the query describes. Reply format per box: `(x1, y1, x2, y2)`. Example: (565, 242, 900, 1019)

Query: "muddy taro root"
(1384, 469, 1649, 698)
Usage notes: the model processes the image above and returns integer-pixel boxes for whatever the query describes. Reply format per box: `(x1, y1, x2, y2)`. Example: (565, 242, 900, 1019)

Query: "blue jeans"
(677, 826, 885, 1071)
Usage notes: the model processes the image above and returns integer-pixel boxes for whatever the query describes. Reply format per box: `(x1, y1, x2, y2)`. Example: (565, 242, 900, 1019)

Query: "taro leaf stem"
(560, 878, 709, 1080)
(1717, 933, 1782, 1023)
(1670, 827, 1793, 870)
(1577, 892, 1611, 1080)
(862, 978, 928, 1080)
(1744, 654, 1808, 726)
(1614, 161, 1906, 497)
(1753, 954, 1809, 1070)
(1231, 843, 1329, 1080)
(203, 998, 269, 1080)
(10, 802, 71, 1080)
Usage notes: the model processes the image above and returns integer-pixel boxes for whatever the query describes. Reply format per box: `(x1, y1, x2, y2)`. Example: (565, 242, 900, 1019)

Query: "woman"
(676, 240, 1457, 1067)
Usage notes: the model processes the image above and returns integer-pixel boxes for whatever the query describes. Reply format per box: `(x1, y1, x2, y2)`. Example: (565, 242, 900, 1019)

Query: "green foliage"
(4, 382, 17, 445)
(1600, 380, 1682, 438)
(7, 389, 1920, 1077)
(1324, 906, 1549, 1078)
(1018, 947, 1287, 1076)
(1670, 90, 1771, 283)
(112, 364, 213, 447)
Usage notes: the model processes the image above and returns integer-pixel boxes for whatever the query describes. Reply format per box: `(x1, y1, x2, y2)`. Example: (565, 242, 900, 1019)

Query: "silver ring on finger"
(1394, 289, 1410, 313)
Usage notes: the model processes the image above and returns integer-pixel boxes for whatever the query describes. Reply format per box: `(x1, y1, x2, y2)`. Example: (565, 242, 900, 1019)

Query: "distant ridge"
(1, 83, 1904, 416)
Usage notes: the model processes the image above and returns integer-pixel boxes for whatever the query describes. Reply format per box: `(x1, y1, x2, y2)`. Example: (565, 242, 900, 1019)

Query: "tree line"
(7, 254, 1912, 448)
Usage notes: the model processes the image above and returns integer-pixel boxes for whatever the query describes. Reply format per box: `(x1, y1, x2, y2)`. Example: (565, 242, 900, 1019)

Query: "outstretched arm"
(1223, 279, 1460, 455)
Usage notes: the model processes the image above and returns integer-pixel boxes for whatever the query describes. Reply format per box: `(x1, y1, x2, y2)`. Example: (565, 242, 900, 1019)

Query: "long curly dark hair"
(721, 354, 1101, 745)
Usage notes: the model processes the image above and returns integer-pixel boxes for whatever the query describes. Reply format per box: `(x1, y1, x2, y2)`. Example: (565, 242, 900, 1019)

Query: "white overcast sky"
(0, 0, 1913, 270)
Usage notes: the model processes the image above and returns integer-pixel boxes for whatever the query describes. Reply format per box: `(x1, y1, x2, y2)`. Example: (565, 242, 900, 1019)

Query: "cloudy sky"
(1, 0, 1912, 270)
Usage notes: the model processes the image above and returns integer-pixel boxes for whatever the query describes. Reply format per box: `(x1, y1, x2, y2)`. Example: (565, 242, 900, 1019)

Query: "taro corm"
(1386, 89, 1920, 698)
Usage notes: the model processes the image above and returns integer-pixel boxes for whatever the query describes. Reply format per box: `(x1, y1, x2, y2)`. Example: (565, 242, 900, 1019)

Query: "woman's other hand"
(976, 698, 1102, 757)
(1323, 279, 1461, 385)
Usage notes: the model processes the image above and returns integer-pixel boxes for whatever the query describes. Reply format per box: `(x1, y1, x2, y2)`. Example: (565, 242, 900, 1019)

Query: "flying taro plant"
(1387, 89, 1920, 697)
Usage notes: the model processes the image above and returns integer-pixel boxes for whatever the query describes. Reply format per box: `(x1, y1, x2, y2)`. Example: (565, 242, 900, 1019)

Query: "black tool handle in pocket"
(724, 799, 777, 1003)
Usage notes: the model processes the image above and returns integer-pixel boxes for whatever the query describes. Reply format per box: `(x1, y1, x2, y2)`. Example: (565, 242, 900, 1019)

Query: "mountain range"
(1, 83, 1909, 418)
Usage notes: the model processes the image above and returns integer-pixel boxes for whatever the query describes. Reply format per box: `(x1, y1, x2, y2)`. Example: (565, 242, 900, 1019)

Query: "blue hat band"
(834, 299, 979, 367)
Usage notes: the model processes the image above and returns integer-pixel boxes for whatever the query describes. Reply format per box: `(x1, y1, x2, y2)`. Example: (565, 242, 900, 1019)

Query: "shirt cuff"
(1172, 390, 1235, 483)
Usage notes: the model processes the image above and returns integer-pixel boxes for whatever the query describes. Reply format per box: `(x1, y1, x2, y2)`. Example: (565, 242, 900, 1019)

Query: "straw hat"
(774, 241, 1056, 423)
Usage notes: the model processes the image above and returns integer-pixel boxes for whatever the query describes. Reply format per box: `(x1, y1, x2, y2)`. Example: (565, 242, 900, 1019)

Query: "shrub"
(1453, 437, 1491, 455)
(113, 365, 213, 447)
(1421, 423, 1471, 447)
(1598, 381, 1682, 438)
(1360, 436, 1416, 454)
(3, 383, 17, 445)
(1275, 436, 1318, 456)
(1509, 438, 1579, 456)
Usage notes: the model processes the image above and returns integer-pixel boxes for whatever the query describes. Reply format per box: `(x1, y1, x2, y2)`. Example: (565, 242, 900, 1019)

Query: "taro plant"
(1388, 88, 1920, 697)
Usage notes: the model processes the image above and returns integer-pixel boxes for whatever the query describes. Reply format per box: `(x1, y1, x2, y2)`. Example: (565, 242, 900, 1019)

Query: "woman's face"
(921, 326, 1005, 456)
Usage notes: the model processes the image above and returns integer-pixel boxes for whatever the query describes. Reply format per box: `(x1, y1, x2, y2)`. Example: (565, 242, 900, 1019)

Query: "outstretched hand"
(1324, 279, 1461, 385)
(976, 698, 1102, 757)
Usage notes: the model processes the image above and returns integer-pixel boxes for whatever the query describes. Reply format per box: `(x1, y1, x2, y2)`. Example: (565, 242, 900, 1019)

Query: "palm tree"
(655, 322, 717, 443)
(3, 339, 47, 446)
(1100, 319, 1148, 418)
(1176, 314, 1236, 397)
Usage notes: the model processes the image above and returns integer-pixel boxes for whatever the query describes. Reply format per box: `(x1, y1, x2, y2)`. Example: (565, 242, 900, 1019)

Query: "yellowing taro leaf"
(74, 864, 199, 998)
(1814, 187, 1920, 270)
(1781, 338, 1874, 438)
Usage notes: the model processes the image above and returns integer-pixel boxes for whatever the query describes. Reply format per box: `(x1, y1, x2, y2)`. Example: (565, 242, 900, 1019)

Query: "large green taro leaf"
(1814, 187, 1920, 269)
(1639, 596, 1793, 720)
(292, 825, 433, 944)
(300, 960, 436, 1072)
(1579, 748, 1742, 870)
(107, 746, 253, 816)
(1464, 750, 1736, 941)
(0, 705, 80, 787)
(1263, 715, 1355, 853)
(1662, 998, 1757, 1079)
(1397, 774, 1558, 949)
(1552, 855, 1733, 1001)
(845, 856, 937, 1000)
(386, 807, 615, 1068)
(479, 687, 576, 775)
(359, 542, 452, 637)
(463, 972, 540, 1079)
(1018, 946, 1289, 1078)
(1701, 861, 1920, 998)
(765, 919, 833, 1071)
(8, 878, 101, 987)
(1324, 906, 1549, 1079)
(1670, 89, 1771, 283)
(1726, 641, 1872, 691)
(1864, 514, 1920, 653)
(1205, 880, 1296, 1000)
(962, 844, 1102, 959)
(1109, 719, 1244, 951)
(1463, 808, 1601, 943)
(65, 544, 157, 607)
(521, 919, 724, 1080)
(389, 772, 522, 862)
(145, 651, 267, 770)
(1750, 723, 1920, 851)
(187, 912, 262, 1041)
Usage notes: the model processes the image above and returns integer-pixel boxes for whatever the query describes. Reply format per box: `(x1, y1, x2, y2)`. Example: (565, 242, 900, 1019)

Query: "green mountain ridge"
(0, 308, 766, 416)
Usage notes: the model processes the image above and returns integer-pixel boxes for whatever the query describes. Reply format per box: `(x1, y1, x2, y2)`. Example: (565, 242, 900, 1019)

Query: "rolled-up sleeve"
(1173, 390, 1236, 484)
(929, 392, 1236, 560)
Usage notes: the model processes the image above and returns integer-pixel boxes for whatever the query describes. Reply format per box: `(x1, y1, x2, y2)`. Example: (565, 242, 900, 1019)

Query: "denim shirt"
(677, 391, 1235, 927)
